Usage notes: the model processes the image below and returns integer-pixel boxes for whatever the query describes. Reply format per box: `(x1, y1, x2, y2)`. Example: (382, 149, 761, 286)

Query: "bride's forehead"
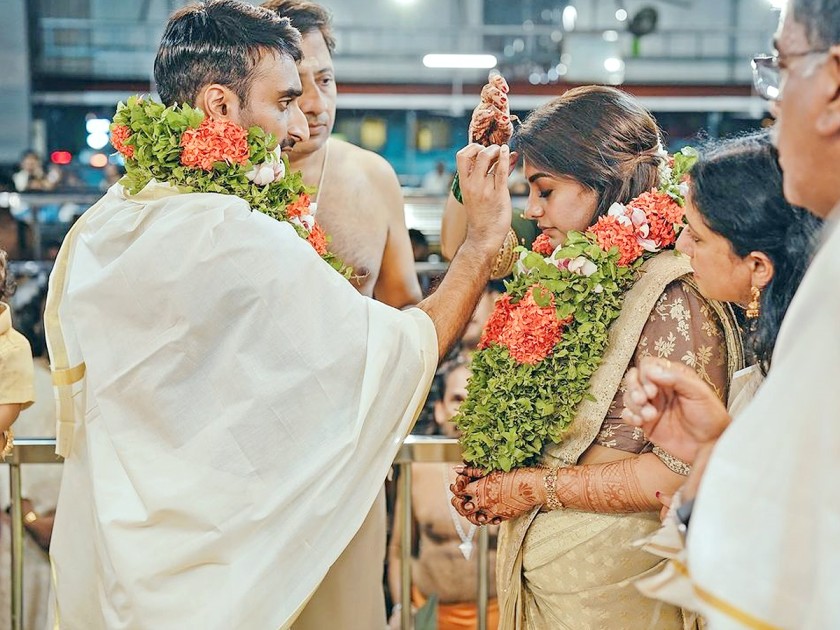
(522, 161, 583, 188)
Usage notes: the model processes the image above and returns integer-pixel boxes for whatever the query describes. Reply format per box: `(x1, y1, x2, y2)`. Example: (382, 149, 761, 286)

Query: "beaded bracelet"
(543, 466, 563, 511)
(652, 445, 691, 476)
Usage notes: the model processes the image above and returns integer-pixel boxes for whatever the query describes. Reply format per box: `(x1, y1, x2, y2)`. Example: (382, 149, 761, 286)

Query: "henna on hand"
(459, 468, 546, 523)
(554, 458, 656, 514)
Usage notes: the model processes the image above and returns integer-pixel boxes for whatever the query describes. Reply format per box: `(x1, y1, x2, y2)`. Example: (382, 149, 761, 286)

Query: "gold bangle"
(490, 228, 519, 279)
(652, 445, 691, 476)
(543, 466, 563, 511)
(23, 511, 38, 525)
(0, 429, 13, 461)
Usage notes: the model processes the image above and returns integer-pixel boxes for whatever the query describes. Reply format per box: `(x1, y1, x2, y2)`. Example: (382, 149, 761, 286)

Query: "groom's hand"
(456, 143, 512, 252)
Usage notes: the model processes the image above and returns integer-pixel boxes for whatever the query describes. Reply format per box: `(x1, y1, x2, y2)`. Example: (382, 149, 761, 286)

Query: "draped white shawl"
(45, 182, 437, 629)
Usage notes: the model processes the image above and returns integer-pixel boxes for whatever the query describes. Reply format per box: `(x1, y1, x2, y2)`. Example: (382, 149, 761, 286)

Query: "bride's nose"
(524, 199, 543, 220)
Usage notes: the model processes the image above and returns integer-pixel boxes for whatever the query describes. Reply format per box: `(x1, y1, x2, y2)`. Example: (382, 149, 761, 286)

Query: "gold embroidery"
(654, 331, 676, 357)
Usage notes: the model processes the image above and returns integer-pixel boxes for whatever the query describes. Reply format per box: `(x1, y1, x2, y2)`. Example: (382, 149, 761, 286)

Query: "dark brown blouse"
(594, 279, 729, 453)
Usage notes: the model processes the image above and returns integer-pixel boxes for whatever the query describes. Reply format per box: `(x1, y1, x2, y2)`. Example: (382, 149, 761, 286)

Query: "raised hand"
(450, 467, 546, 525)
(622, 357, 732, 463)
(469, 72, 516, 147)
(455, 143, 513, 247)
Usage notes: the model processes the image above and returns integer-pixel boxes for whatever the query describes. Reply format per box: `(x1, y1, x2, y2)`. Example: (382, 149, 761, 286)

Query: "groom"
(44, 2, 512, 628)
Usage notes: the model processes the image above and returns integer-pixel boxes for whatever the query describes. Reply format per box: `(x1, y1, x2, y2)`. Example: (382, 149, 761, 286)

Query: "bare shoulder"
(330, 138, 400, 187)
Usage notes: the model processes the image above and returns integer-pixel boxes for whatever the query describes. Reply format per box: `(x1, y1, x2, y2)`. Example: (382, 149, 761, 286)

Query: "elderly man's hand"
(622, 357, 731, 464)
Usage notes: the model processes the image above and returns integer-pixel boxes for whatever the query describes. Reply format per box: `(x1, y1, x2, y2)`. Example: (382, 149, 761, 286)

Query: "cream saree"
(497, 252, 743, 630)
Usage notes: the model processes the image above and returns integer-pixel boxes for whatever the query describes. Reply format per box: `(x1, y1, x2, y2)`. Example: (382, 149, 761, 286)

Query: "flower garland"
(453, 148, 698, 472)
(109, 96, 349, 276)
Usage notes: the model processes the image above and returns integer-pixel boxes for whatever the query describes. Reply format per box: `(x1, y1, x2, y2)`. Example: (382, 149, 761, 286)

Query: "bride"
(444, 84, 743, 629)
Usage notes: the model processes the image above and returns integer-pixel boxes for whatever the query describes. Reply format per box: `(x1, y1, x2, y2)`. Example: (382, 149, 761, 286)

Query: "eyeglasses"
(751, 49, 831, 101)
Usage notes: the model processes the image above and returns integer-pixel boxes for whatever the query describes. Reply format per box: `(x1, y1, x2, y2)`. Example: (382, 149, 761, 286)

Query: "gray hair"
(792, 0, 840, 48)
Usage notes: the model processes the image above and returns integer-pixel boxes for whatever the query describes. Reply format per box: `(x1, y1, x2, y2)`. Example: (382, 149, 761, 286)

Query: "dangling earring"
(746, 286, 761, 319)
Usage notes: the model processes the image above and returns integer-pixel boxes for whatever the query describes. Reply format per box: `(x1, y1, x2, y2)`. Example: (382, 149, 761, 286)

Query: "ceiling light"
(562, 6, 577, 31)
(604, 57, 625, 73)
(422, 54, 497, 69)
(615, 8, 628, 21)
(603, 30, 619, 42)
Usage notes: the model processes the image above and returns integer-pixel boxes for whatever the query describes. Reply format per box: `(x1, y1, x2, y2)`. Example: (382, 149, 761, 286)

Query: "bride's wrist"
(539, 466, 563, 511)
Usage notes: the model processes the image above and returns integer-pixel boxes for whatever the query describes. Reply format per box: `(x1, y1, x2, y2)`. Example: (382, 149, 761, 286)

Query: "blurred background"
(0, 2, 786, 626)
(0, 0, 784, 317)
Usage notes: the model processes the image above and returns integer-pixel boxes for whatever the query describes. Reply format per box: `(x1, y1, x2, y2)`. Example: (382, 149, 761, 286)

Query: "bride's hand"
(451, 467, 546, 525)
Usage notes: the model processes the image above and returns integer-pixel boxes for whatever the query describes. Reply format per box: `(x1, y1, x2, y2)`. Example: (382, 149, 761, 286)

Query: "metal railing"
(4, 438, 62, 630)
(4, 436, 489, 630)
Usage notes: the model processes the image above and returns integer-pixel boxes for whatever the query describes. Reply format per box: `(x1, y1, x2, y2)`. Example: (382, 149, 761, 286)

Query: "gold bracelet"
(0, 429, 13, 461)
(652, 445, 691, 476)
(490, 228, 519, 279)
(543, 466, 563, 511)
(23, 511, 38, 525)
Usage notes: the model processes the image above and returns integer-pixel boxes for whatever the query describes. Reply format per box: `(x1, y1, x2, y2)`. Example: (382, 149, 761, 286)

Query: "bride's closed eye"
(539, 189, 552, 199)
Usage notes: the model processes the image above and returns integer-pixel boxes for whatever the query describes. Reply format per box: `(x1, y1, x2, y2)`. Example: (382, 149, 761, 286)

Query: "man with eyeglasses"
(623, 0, 840, 627)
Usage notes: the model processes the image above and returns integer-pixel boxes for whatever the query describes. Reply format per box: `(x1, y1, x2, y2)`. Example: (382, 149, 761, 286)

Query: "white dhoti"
(44, 182, 438, 629)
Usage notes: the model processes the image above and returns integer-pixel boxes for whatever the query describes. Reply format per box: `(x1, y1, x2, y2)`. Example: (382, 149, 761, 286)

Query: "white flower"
(678, 181, 690, 198)
(568, 256, 598, 277)
(638, 237, 659, 252)
(629, 206, 650, 237)
(246, 164, 276, 186)
(290, 214, 316, 231)
(656, 140, 672, 185)
(245, 146, 286, 186)
(608, 202, 628, 219)
(593, 283, 604, 293)
(607, 201, 633, 225)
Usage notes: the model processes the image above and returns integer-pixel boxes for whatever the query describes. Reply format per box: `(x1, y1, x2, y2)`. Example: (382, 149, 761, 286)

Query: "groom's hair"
(154, 0, 302, 107)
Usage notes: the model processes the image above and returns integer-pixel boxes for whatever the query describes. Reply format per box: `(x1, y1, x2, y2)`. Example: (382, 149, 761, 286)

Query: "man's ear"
(194, 84, 243, 121)
(815, 45, 840, 137)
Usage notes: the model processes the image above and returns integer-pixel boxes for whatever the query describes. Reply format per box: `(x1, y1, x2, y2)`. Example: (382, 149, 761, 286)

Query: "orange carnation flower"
(110, 124, 135, 159)
(479, 294, 514, 349)
(497, 287, 565, 365)
(286, 192, 312, 219)
(532, 233, 554, 256)
(307, 221, 329, 256)
(588, 215, 643, 266)
(629, 190, 684, 249)
(180, 119, 250, 171)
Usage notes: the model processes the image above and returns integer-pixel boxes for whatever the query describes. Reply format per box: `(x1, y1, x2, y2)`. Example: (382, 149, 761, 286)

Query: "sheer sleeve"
(594, 278, 730, 453)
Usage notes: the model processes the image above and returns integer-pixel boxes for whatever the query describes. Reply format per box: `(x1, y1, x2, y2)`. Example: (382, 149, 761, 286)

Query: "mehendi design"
(554, 458, 653, 513)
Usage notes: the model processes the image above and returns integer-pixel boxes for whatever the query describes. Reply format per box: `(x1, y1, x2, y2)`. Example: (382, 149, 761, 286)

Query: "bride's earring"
(746, 286, 761, 319)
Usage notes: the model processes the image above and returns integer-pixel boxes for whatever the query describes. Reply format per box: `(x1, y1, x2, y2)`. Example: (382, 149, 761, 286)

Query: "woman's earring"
(746, 286, 761, 319)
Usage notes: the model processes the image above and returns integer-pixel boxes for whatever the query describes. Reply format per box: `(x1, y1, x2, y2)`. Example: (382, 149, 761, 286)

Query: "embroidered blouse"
(594, 279, 729, 453)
